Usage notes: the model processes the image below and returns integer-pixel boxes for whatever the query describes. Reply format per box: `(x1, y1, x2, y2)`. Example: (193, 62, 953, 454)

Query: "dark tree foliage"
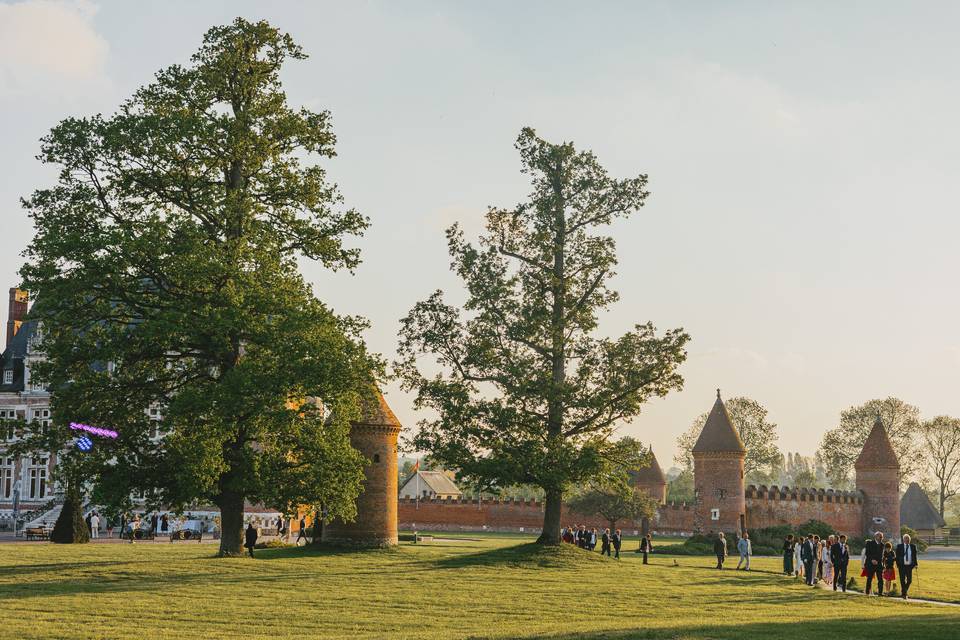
(51, 483, 90, 544)
(17, 19, 377, 556)
(397, 129, 689, 544)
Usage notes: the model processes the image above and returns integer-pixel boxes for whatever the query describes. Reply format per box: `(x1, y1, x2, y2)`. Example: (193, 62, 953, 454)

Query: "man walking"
(863, 532, 885, 596)
(640, 533, 653, 564)
(89, 512, 100, 540)
(612, 529, 622, 559)
(736, 532, 752, 570)
(713, 532, 727, 569)
(601, 528, 611, 556)
(896, 533, 919, 599)
(800, 534, 816, 585)
(297, 516, 309, 544)
(244, 522, 258, 558)
(830, 534, 850, 592)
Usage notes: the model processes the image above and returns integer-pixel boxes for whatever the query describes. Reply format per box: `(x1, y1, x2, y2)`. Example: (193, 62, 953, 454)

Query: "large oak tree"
(17, 19, 377, 555)
(396, 128, 689, 545)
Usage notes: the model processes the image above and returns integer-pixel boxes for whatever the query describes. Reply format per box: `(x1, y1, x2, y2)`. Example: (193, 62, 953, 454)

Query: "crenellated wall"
(744, 485, 863, 534)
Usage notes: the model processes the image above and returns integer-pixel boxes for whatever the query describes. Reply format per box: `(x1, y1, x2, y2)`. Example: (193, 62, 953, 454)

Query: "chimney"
(6, 288, 28, 350)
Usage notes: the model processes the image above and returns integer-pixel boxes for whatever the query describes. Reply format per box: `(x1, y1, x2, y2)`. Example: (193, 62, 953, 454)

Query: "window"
(28, 457, 48, 499)
(31, 408, 50, 435)
(0, 457, 13, 499)
(2, 370, 11, 384)
(710, 508, 720, 521)
(373, 454, 380, 463)
(0, 408, 15, 441)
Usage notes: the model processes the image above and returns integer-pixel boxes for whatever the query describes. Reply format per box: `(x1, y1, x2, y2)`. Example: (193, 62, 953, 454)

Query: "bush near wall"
(655, 520, 870, 557)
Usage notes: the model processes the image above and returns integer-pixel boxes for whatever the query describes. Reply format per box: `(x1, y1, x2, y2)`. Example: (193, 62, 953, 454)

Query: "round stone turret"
(855, 414, 900, 539)
(692, 390, 746, 534)
(322, 390, 402, 547)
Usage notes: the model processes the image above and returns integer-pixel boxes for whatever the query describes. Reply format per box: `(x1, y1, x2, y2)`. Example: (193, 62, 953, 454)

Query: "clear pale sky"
(2, 1, 959, 467)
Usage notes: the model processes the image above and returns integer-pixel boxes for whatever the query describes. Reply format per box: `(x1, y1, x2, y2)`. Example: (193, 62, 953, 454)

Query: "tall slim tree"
(18, 19, 377, 556)
(396, 128, 689, 545)
(674, 396, 781, 478)
(817, 397, 922, 489)
(921, 416, 960, 517)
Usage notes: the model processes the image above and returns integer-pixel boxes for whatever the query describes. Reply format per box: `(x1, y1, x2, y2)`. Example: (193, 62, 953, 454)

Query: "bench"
(25, 527, 49, 540)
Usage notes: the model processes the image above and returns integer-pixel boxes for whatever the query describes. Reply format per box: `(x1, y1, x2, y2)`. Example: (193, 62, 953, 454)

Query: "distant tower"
(692, 390, 747, 534)
(323, 390, 402, 547)
(633, 448, 668, 505)
(6, 288, 28, 349)
(855, 414, 900, 539)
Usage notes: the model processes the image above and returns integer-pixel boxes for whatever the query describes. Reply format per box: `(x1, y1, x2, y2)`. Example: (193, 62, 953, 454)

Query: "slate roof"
(632, 448, 667, 485)
(692, 390, 746, 453)
(854, 414, 900, 469)
(900, 482, 946, 531)
(400, 470, 462, 496)
(0, 319, 38, 393)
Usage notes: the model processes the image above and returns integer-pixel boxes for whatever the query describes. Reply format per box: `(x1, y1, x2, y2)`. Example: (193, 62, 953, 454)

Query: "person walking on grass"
(863, 532, 885, 596)
(895, 533, 919, 600)
(782, 534, 795, 575)
(714, 532, 727, 569)
(612, 529, 622, 559)
(640, 533, 653, 564)
(244, 522, 258, 558)
(814, 535, 823, 582)
(736, 532, 751, 571)
(882, 542, 897, 596)
(601, 528, 611, 556)
(830, 534, 850, 592)
(589, 528, 598, 551)
(821, 534, 835, 585)
(89, 512, 99, 540)
(794, 535, 803, 578)
(297, 516, 309, 544)
(800, 534, 816, 586)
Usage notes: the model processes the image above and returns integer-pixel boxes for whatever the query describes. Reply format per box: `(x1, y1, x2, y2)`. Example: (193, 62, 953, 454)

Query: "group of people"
(782, 531, 919, 599)
(561, 525, 624, 558)
(710, 532, 754, 570)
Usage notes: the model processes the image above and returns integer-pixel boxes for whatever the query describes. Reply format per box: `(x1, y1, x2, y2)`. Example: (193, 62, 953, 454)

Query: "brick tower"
(633, 448, 667, 505)
(323, 390, 402, 547)
(692, 390, 746, 534)
(855, 414, 900, 539)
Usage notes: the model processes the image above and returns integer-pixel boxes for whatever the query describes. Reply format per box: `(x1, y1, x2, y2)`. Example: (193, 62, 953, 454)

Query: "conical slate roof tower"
(692, 390, 746, 534)
(855, 413, 901, 538)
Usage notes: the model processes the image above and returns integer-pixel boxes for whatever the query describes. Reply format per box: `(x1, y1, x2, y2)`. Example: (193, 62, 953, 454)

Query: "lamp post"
(12, 479, 21, 537)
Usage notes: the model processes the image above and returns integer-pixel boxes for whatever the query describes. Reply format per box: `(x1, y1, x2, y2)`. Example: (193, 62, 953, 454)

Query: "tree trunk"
(536, 489, 562, 545)
(217, 488, 245, 557)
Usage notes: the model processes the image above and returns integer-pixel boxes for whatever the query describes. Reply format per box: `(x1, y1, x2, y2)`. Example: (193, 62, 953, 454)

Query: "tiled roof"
(632, 448, 667, 484)
(692, 390, 746, 453)
(353, 389, 402, 429)
(900, 482, 946, 531)
(400, 471, 462, 496)
(854, 414, 900, 469)
(0, 319, 38, 393)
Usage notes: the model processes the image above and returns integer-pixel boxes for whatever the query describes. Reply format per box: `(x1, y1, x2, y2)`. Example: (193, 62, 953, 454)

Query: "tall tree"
(17, 19, 377, 556)
(921, 416, 960, 517)
(396, 128, 689, 545)
(567, 483, 658, 533)
(674, 396, 782, 478)
(817, 397, 922, 489)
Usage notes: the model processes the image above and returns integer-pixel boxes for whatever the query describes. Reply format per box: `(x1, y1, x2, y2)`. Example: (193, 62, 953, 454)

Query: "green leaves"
(397, 128, 688, 541)
(19, 18, 376, 554)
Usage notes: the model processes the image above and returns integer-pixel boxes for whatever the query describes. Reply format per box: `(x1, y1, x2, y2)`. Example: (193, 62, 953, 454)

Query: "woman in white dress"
(794, 536, 803, 578)
(821, 535, 834, 585)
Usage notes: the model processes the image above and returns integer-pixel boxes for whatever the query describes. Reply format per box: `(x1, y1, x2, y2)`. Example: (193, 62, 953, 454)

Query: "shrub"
(901, 525, 928, 552)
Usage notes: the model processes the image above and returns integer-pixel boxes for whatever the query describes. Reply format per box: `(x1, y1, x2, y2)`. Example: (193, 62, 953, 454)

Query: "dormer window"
(2, 370, 11, 385)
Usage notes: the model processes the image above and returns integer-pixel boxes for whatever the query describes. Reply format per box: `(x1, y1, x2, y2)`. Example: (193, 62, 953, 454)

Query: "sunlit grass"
(1, 535, 958, 639)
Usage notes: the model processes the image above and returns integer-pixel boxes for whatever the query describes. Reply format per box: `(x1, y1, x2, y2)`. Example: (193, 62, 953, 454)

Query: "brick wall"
(398, 497, 696, 535)
(744, 485, 863, 534)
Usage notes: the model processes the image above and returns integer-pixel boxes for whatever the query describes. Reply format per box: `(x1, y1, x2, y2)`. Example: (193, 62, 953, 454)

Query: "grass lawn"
(1, 535, 958, 639)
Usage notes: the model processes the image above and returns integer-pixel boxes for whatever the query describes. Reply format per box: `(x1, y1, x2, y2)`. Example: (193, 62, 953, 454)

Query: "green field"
(2, 535, 958, 639)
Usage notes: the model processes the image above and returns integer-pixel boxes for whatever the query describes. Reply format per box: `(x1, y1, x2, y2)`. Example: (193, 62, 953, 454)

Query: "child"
(882, 541, 897, 595)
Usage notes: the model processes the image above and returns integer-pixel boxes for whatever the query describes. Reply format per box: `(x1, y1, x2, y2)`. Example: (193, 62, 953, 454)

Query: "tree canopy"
(675, 396, 781, 479)
(817, 397, 923, 489)
(396, 128, 689, 544)
(16, 18, 378, 556)
(921, 415, 960, 517)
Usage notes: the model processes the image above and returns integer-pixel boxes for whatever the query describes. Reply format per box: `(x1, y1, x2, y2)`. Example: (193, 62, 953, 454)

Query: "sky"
(2, 0, 959, 468)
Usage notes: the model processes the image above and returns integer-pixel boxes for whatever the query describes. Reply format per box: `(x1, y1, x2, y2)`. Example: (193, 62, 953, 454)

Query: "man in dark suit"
(830, 534, 850, 592)
(640, 533, 653, 564)
(800, 534, 816, 585)
(612, 529, 622, 559)
(713, 532, 727, 569)
(895, 533, 919, 599)
(601, 528, 611, 556)
(863, 532, 885, 596)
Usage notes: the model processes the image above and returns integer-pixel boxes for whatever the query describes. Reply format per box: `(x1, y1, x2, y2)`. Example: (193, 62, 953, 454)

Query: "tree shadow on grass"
(486, 614, 960, 640)
(433, 543, 607, 570)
